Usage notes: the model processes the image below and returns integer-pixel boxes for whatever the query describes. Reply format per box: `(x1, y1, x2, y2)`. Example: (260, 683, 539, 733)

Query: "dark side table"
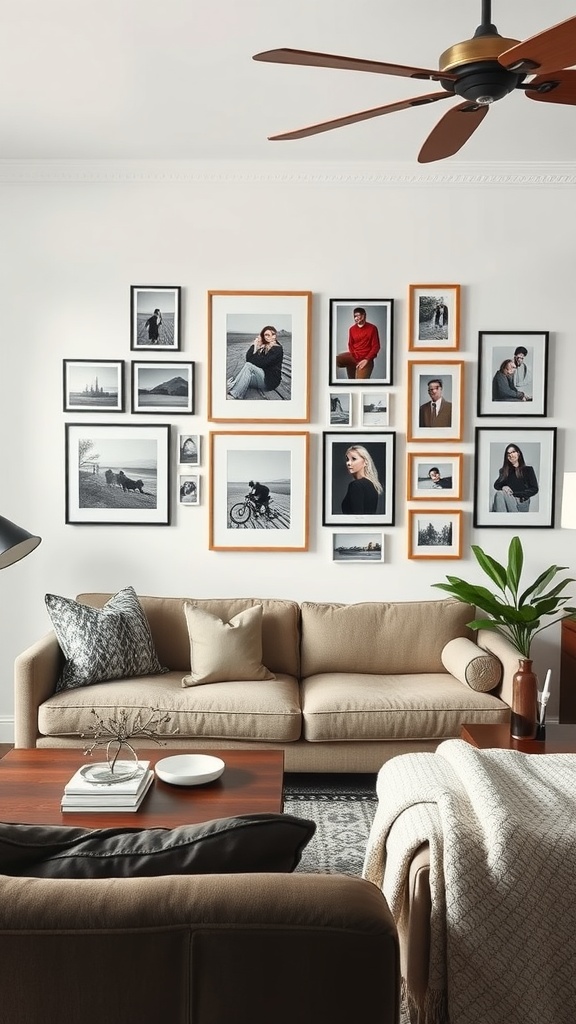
(461, 722, 576, 754)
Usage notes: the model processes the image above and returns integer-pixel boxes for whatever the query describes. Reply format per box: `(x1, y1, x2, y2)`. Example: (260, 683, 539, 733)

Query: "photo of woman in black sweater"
(227, 326, 284, 399)
(341, 445, 383, 515)
(492, 443, 539, 512)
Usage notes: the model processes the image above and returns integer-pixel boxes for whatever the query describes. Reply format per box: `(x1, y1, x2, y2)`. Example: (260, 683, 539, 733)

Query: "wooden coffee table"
(0, 748, 284, 829)
(461, 722, 576, 754)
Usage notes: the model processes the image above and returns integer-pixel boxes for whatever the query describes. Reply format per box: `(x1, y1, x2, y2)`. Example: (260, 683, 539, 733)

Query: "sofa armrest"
(0, 872, 400, 1024)
(476, 629, 520, 707)
(14, 632, 61, 748)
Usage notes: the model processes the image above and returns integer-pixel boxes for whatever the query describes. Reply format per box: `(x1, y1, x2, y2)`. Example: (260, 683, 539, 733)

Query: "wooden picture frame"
(209, 431, 309, 551)
(130, 286, 181, 351)
(408, 509, 463, 559)
(407, 452, 463, 501)
(329, 299, 393, 386)
(63, 360, 124, 413)
(477, 330, 549, 417)
(65, 423, 170, 525)
(409, 284, 460, 351)
(407, 360, 464, 443)
(473, 426, 557, 528)
(322, 431, 396, 526)
(208, 290, 311, 423)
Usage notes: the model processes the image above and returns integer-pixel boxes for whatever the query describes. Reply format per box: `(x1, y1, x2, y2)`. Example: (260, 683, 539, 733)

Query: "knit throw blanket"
(363, 739, 576, 1024)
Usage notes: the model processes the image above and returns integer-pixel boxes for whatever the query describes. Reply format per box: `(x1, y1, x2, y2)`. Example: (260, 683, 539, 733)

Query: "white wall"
(1, 160, 575, 737)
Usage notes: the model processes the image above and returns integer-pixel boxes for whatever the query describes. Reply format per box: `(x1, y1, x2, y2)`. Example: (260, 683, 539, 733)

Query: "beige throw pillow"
(182, 603, 276, 686)
(441, 636, 502, 693)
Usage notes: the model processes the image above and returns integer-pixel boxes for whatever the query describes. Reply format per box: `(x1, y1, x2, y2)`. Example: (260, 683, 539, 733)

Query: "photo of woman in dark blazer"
(492, 443, 539, 512)
(341, 445, 383, 514)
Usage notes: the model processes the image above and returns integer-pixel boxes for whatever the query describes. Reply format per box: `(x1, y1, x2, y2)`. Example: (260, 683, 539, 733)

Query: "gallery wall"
(0, 160, 575, 737)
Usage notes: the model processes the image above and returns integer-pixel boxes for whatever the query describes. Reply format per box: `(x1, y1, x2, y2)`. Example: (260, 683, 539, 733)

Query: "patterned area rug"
(284, 773, 410, 1024)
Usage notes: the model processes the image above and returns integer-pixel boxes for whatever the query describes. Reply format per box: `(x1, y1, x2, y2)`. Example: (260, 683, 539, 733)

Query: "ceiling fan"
(253, 1, 576, 162)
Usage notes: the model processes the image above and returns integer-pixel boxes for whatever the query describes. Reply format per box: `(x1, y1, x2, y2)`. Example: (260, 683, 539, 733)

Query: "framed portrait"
(322, 431, 396, 527)
(209, 431, 309, 551)
(329, 299, 393, 386)
(332, 532, 385, 563)
(407, 452, 463, 501)
(408, 510, 463, 559)
(65, 423, 170, 525)
(208, 290, 311, 423)
(477, 331, 549, 417)
(408, 284, 460, 351)
(407, 360, 464, 442)
(361, 390, 390, 427)
(473, 427, 557, 528)
(179, 433, 200, 465)
(130, 286, 181, 351)
(179, 474, 199, 505)
(131, 361, 194, 414)
(328, 391, 352, 426)
(63, 360, 124, 413)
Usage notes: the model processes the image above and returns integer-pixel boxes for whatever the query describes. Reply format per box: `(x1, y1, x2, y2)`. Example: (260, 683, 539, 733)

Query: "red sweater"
(348, 322, 380, 362)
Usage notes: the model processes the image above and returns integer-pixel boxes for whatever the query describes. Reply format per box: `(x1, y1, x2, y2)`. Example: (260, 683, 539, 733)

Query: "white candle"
(541, 669, 552, 702)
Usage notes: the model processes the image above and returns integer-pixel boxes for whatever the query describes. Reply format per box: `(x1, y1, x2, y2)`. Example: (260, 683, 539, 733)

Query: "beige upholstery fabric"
(300, 599, 474, 676)
(76, 593, 301, 677)
(301, 672, 508, 741)
(182, 603, 275, 686)
(441, 636, 502, 693)
(38, 672, 302, 742)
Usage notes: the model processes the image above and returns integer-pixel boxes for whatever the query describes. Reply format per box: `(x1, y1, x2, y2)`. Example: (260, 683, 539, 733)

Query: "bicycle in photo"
(229, 493, 278, 525)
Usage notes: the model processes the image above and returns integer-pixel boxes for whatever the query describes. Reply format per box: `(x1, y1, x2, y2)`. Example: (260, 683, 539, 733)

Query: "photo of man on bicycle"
(247, 480, 271, 516)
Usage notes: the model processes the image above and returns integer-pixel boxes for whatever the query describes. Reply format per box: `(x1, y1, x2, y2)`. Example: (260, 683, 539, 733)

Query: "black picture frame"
(473, 426, 557, 528)
(322, 431, 396, 526)
(477, 331, 549, 417)
(130, 286, 182, 351)
(63, 360, 124, 413)
(131, 361, 195, 414)
(329, 299, 393, 386)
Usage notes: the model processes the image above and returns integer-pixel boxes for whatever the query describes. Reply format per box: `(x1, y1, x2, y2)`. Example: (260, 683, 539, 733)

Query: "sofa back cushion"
(300, 599, 475, 676)
(75, 595, 300, 676)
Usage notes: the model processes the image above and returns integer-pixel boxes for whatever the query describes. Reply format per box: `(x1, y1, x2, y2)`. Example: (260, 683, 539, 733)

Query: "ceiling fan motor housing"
(440, 32, 524, 104)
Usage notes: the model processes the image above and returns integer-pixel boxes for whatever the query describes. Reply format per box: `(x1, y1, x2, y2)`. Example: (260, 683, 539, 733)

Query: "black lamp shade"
(0, 516, 41, 570)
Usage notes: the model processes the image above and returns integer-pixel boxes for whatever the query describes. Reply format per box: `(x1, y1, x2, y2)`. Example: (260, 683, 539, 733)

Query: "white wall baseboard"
(0, 717, 14, 743)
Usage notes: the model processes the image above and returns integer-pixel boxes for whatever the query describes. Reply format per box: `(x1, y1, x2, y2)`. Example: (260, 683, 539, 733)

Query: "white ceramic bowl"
(154, 754, 225, 787)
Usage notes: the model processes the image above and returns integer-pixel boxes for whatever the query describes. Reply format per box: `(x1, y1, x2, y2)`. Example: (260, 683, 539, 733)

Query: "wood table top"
(461, 722, 576, 754)
(0, 747, 284, 829)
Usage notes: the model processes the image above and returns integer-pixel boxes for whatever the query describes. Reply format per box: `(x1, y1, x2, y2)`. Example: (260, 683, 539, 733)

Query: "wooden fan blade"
(418, 102, 488, 164)
(499, 16, 576, 76)
(267, 92, 451, 141)
(253, 47, 457, 82)
(525, 69, 576, 105)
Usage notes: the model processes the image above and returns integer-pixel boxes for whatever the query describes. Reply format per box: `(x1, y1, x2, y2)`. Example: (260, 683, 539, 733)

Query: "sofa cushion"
(301, 672, 509, 741)
(300, 599, 475, 677)
(0, 813, 316, 878)
(441, 637, 502, 693)
(182, 603, 275, 686)
(75, 594, 301, 677)
(45, 586, 165, 692)
(38, 672, 303, 742)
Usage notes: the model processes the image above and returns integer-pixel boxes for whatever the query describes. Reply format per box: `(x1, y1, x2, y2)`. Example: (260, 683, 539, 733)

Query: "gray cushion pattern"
(45, 586, 165, 692)
(0, 814, 316, 878)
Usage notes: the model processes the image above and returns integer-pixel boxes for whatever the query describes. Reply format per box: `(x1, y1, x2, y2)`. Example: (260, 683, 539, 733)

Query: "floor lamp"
(0, 516, 41, 570)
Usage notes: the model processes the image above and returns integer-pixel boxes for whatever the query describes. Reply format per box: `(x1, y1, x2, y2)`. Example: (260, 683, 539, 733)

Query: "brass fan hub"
(439, 34, 520, 73)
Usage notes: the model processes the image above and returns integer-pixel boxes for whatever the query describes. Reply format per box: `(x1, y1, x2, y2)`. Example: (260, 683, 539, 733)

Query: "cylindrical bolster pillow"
(441, 636, 502, 693)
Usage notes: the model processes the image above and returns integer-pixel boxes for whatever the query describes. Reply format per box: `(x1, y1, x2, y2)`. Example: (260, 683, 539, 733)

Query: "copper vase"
(510, 658, 538, 740)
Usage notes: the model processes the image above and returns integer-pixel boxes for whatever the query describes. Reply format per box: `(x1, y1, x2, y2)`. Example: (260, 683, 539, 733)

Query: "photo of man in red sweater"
(336, 307, 380, 380)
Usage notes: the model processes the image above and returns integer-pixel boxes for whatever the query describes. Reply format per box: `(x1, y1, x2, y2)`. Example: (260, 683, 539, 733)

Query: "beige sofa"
(0, 871, 400, 1024)
(14, 594, 516, 771)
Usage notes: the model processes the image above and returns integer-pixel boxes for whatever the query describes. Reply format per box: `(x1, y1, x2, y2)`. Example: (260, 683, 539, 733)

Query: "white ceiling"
(2, 0, 576, 164)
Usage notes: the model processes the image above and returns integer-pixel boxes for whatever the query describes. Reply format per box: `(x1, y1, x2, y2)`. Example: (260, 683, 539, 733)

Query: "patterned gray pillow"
(45, 586, 165, 692)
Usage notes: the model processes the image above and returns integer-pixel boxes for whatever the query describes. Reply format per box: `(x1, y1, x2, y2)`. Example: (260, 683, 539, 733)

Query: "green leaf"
(520, 567, 572, 604)
(506, 537, 524, 599)
(471, 545, 507, 591)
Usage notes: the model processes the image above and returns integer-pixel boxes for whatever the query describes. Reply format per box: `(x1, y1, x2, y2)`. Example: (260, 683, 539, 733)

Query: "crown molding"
(0, 159, 575, 186)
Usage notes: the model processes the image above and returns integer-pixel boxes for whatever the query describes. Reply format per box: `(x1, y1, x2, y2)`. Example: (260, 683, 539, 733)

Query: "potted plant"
(434, 536, 576, 738)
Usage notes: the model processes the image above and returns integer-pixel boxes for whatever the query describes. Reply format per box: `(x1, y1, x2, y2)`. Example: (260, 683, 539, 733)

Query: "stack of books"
(61, 760, 154, 812)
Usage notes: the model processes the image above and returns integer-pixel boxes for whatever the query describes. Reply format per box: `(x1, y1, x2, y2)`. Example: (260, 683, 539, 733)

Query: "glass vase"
(510, 658, 538, 740)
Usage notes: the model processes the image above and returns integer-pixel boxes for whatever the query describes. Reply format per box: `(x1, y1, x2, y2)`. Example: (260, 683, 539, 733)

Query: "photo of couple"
(477, 331, 549, 417)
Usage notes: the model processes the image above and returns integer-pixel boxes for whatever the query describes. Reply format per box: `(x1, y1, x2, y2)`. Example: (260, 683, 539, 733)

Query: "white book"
(63, 760, 151, 796)
(61, 771, 154, 812)
(62, 770, 155, 805)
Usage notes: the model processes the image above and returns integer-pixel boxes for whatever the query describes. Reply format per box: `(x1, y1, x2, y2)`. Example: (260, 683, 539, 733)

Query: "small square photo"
(179, 475, 199, 505)
(329, 392, 352, 426)
(361, 391, 389, 427)
(332, 532, 384, 563)
(179, 434, 200, 465)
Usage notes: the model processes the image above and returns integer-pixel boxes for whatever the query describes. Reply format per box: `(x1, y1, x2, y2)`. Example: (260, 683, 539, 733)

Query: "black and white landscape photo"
(65, 424, 170, 525)
(63, 360, 124, 412)
(332, 532, 384, 563)
(131, 362, 194, 414)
